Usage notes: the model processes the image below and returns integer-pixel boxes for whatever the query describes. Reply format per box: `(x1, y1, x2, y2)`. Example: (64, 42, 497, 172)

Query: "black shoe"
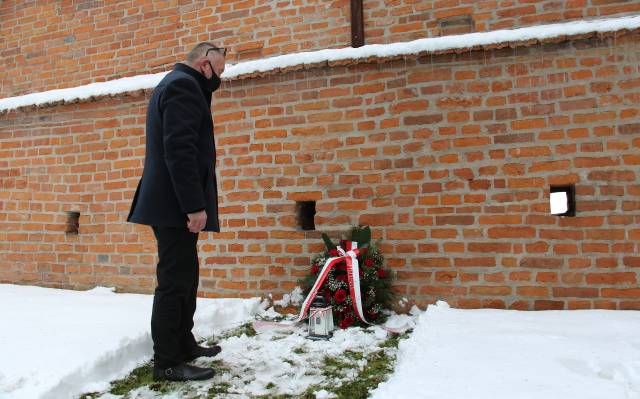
(153, 363, 215, 381)
(184, 344, 222, 362)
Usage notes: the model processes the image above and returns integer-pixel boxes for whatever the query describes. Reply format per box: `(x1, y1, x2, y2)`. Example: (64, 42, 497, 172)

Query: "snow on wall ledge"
(1, 15, 640, 113)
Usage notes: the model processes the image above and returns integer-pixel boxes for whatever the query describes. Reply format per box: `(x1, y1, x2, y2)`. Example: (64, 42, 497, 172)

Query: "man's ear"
(197, 58, 211, 78)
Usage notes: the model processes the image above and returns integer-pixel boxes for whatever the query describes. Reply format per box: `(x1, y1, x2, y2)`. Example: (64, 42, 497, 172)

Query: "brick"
(586, 273, 636, 285)
(387, 229, 426, 240)
(488, 227, 535, 238)
(470, 286, 511, 296)
(553, 287, 598, 298)
(520, 257, 563, 269)
(435, 215, 474, 225)
(623, 257, 640, 268)
(454, 257, 496, 267)
(602, 288, 640, 298)
(467, 242, 511, 253)
(517, 286, 549, 297)
(574, 156, 619, 168)
(536, 272, 558, 283)
(413, 258, 451, 268)
(534, 300, 565, 310)
(478, 215, 521, 225)
(404, 114, 444, 125)
(588, 170, 635, 181)
(526, 241, 549, 253)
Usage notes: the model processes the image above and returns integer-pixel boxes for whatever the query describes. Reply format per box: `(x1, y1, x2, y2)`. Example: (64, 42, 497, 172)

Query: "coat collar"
(174, 63, 212, 103)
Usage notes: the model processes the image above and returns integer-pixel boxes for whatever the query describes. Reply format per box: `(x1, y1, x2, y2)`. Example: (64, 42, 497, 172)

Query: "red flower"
(339, 316, 355, 329)
(367, 309, 379, 320)
(377, 268, 386, 279)
(340, 240, 347, 248)
(311, 264, 319, 274)
(336, 262, 347, 271)
(334, 289, 347, 303)
(328, 249, 339, 256)
(360, 247, 368, 255)
(336, 274, 348, 283)
(364, 258, 374, 267)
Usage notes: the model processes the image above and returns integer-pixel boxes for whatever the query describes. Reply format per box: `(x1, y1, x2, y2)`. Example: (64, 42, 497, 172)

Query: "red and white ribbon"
(253, 241, 408, 334)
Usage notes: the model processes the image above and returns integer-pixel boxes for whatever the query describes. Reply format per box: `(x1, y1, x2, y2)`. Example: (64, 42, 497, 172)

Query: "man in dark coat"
(127, 42, 226, 382)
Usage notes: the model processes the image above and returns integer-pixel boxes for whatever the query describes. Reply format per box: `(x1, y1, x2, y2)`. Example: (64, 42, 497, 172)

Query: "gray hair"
(186, 42, 222, 63)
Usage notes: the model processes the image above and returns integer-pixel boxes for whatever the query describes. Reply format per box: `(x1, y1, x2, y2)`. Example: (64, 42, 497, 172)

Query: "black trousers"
(151, 225, 200, 368)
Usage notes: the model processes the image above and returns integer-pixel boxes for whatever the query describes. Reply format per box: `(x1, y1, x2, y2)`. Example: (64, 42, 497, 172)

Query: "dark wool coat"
(127, 63, 220, 232)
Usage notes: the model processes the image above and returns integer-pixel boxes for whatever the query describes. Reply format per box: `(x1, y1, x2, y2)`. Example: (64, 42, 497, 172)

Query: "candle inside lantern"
(307, 294, 334, 340)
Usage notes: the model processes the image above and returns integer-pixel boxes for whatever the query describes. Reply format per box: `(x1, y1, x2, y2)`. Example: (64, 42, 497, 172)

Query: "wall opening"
(65, 211, 80, 235)
(296, 201, 316, 231)
(550, 185, 575, 217)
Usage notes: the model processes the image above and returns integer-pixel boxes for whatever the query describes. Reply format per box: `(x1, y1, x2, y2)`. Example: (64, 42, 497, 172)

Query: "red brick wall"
(366, 0, 640, 42)
(1, 30, 639, 310)
(2, 0, 639, 97)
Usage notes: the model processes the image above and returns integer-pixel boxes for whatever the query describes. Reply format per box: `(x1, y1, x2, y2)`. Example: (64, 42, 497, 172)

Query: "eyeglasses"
(206, 47, 227, 57)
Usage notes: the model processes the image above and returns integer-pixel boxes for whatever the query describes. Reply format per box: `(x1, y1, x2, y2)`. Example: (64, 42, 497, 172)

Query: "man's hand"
(187, 210, 207, 233)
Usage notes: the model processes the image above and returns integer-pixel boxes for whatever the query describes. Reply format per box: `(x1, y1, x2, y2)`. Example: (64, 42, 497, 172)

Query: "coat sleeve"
(160, 77, 207, 214)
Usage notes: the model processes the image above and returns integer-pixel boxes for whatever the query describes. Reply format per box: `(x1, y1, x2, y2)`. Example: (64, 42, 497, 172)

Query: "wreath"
(300, 226, 394, 329)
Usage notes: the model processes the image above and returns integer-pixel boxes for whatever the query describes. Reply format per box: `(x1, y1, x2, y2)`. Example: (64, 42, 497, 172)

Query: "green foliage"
(219, 322, 257, 339)
(107, 362, 174, 396)
(322, 233, 337, 251)
(350, 225, 371, 248)
(313, 334, 404, 399)
(206, 380, 231, 397)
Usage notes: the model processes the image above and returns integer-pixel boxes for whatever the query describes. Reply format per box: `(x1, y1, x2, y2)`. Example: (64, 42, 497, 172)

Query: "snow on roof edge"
(2, 14, 639, 113)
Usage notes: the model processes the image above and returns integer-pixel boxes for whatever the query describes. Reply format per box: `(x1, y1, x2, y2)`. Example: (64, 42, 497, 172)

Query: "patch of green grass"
(106, 362, 178, 396)
(206, 381, 231, 398)
(310, 333, 407, 399)
(321, 355, 352, 380)
(78, 393, 100, 399)
(331, 349, 393, 399)
(297, 384, 335, 399)
(254, 391, 321, 399)
(343, 350, 364, 361)
(379, 331, 410, 349)
(79, 326, 408, 399)
(203, 358, 230, 373)
(219, 322, 257, 339)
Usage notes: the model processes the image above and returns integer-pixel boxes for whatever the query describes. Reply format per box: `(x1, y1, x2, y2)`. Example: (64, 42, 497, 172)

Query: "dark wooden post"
(350, 0, 364, 48)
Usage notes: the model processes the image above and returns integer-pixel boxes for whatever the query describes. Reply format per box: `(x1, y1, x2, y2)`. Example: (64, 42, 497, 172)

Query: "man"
(127, 42, 226, 381)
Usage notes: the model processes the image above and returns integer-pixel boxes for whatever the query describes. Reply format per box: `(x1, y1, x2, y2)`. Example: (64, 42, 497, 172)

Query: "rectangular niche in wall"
(296, 201, 316, 231)
(65, 211, 80, 234)
(550, 185, 575, 217)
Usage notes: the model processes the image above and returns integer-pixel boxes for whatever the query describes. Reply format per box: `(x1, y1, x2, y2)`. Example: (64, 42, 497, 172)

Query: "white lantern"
(307, 295, 334, 340)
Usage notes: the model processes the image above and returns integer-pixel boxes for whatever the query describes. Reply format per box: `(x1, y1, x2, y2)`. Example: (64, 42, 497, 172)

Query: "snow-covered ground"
(119, 322, 397, 398)
(372, 301, 640, 399)
(1, 285, 639, 399)
(0, 284, 261, 399)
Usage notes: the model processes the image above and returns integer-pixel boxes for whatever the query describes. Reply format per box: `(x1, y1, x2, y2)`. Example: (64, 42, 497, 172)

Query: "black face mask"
(205, 61, 221, 92)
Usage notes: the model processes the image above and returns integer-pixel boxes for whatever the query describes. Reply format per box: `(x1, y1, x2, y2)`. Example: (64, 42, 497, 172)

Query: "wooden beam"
(350, 0, 364, 48)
